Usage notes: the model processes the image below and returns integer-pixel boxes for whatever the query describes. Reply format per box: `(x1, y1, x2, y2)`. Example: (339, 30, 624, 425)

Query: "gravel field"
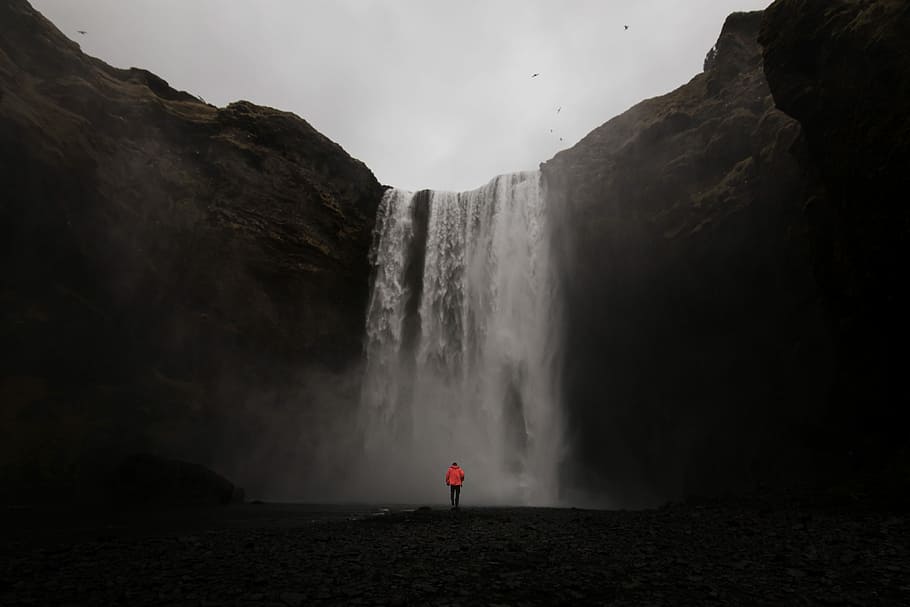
(2, 495, 908, 606)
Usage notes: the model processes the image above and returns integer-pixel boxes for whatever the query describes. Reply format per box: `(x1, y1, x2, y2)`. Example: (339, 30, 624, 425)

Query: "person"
(445, 462, 465, 508)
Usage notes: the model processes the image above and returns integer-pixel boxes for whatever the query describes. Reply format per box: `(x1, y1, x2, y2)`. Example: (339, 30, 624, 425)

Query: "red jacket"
(445, 465, 465, 486)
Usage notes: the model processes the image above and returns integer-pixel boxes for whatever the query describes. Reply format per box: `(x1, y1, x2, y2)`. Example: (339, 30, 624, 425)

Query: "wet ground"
(2, 495, 908, 606)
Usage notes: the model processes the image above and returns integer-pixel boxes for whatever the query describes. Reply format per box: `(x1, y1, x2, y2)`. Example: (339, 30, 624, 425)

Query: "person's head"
(452, 462, 457, 466)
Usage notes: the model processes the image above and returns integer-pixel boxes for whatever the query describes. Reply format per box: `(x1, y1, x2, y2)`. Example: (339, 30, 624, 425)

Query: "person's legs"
(450, 485, 456, 506)
(454, 485, 461, 507)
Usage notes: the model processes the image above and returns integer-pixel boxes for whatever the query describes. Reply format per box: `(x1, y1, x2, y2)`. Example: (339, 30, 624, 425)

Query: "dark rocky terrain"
(2, 494, 909, 606)
(0, 0, 384, 502)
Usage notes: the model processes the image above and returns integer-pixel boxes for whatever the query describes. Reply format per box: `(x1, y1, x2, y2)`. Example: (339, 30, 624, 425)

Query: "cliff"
(0, 0, 384, 500)
(542, 12, 834, 506)
(760, 0, 910, 471)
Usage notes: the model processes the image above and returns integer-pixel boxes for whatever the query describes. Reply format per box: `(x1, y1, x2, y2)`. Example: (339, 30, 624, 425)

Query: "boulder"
(113, 454, 238, 505)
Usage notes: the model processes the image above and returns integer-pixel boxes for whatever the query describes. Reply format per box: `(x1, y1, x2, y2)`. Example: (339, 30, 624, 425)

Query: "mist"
(355, 174, 563, 506)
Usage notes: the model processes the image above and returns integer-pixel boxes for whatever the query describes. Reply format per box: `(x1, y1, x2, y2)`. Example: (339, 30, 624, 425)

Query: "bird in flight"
(77, 30, 87, 35)
(556, 106, 561, 114)
(624, 25, 629, 30)
(531, 73, 540, 78)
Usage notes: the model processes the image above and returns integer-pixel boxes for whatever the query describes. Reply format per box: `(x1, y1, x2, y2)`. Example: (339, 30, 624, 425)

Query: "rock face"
(542, 12, 834, 506)
(760, 0, 910, 471)
(0, 0, 384, 501)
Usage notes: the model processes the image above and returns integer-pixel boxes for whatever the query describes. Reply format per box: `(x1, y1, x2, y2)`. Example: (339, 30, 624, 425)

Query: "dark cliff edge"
(0, 0, 385, 502)
(760, 0, 910, 482)
(542, 11, 836, 507)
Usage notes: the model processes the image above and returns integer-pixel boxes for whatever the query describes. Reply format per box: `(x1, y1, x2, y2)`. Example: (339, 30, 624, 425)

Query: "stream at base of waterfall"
(359, 171, 562, 505)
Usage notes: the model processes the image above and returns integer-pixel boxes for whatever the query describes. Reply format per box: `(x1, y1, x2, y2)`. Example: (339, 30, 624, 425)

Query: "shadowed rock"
(0, 0, 384, 503)
(542, 11, 833, 506)
(113, 454, 239, 505)
(760, 0, 910, 473)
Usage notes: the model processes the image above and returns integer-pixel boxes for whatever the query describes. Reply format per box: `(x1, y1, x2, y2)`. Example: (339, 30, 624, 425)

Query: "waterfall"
(360, 171, 562, 505)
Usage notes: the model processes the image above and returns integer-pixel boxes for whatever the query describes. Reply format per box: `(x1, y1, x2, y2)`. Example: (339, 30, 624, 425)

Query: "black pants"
(450, 485, 461, 506)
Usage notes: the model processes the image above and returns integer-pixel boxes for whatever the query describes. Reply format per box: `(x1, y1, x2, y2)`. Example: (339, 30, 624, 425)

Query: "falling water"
(360, 171, 562, 505)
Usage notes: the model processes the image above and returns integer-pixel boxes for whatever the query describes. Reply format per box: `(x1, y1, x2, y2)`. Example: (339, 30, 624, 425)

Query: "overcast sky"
(33, 1, 770, 191)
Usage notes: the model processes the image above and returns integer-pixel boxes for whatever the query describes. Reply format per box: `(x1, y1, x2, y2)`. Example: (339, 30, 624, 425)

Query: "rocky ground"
(1, 492, 908, 606)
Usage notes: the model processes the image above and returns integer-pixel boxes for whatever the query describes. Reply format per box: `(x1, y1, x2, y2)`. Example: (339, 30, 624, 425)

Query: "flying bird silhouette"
(531, 73, 540, 78)
(556, 106, 561, 114)
(77, 30, 87, 35)
(624, 25, 629, 30)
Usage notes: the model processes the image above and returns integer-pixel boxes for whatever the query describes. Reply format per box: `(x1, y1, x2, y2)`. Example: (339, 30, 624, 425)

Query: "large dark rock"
(0, 0, 384, 502)
(542, 12, 834, 506)
(113, 454, 239, 505)
(760, 0, 910, 471)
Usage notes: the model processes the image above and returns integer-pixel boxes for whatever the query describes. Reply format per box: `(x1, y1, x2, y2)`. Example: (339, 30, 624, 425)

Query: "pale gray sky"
(32, 0, 769, 191)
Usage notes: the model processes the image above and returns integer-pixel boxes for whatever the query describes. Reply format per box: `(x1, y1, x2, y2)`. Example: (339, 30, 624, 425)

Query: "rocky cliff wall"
(760, 0, 910, 472)
(0, 0, 384, 501)
(542, 12, 834, 506)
